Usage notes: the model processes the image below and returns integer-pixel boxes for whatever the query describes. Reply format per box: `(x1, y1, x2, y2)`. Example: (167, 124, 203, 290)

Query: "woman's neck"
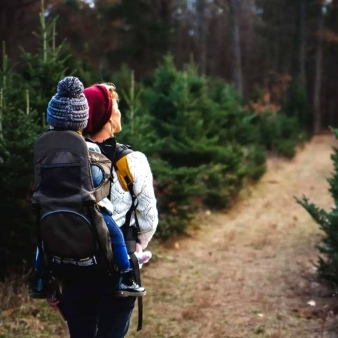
(90, 121, 115, 143)
(90, 130, 114, 143)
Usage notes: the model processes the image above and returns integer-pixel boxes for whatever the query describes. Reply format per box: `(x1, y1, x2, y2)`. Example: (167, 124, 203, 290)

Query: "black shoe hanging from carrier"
(32, 130, 114, 280)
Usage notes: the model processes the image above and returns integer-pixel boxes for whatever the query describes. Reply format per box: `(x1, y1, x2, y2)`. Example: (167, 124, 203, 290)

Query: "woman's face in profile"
(111, 99, 122, 133)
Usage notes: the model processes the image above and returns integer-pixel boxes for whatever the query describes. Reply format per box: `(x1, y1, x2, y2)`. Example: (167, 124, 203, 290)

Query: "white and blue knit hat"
(47, 76, 89, 130)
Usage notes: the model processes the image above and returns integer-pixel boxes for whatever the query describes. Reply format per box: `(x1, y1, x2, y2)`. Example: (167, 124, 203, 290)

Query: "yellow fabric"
(115, 155, 133, 191)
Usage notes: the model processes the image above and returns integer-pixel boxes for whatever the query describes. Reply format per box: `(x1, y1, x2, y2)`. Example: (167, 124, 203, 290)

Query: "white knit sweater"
(87, 142, 158, 249)
(110, 151, 158, 249)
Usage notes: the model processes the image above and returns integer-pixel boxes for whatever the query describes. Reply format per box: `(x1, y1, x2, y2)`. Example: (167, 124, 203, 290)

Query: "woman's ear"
(108, 119, 116, 134)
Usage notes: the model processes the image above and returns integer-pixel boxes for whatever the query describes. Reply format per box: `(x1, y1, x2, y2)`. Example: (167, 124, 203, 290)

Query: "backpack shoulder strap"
(115, 145, 144, 332)
(114, 143, 133, 192)
(114, 144, 140, 232)
(113, 144, 144, 331)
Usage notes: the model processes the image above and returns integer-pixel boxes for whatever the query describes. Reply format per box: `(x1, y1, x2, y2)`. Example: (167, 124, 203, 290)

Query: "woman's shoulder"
(126, 150, 149, 164)
(124, 150, 152, 176)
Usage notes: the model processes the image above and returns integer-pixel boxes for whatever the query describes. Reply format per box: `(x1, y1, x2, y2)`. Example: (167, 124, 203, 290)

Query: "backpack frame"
(32, 130, 114, 279)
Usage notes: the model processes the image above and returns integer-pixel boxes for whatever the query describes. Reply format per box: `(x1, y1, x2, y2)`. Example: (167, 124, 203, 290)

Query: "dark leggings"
(101, 210, 130, 271)
(61, 282, 136, 338)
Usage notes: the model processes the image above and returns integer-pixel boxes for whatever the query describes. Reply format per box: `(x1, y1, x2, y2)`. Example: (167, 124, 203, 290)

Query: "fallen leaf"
(307, 300, 316, 307)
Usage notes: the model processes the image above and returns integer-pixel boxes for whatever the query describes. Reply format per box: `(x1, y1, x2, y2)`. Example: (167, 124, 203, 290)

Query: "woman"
(48, 82, 158, 338)
(83, 83, 158, 249)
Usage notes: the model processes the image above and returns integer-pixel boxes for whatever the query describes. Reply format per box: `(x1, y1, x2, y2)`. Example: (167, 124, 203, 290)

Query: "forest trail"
(128, 135, 338, 338)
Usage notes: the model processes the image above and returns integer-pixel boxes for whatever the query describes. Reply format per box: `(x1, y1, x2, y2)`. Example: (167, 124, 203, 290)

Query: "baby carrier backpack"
(31, 130, 114, 279)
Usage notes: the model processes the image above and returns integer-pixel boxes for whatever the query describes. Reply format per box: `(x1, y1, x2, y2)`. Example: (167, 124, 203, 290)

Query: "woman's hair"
(100, 83, 119, 102)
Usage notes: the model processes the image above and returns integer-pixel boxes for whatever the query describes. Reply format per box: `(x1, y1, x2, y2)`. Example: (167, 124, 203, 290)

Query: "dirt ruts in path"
(128, 135, 337, 338)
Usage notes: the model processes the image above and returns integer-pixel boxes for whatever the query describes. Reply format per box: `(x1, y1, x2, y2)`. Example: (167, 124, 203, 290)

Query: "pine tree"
(112, 66, 156, 153)
(18, 4, 68, 126)
(145, 56, 266, 236)
(297, 128, 338, 285)
(0, 48, 42, 276)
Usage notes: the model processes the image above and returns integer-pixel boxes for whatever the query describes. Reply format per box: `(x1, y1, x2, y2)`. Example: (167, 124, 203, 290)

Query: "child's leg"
(35, 247, 42, 273)
(31, 248, 47, 298)
(100, 210, 146, 297)
(101, 211, 130, 271)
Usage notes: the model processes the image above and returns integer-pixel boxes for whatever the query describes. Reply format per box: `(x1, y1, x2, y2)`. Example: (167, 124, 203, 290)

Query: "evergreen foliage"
(18, 14, 69, 126)
(284, 80, 311, 136)
(0, 10, 309, 275)
(0, 9, 69, 276)
(0, 100, 41, 276)
(208, 80, 266, 182)
(296, 128, 338, 285)
(151, 159, 204, 239)
(112, 66, 156, 153)
(256, 112, 305, 158)
(142, 56, 267, 235)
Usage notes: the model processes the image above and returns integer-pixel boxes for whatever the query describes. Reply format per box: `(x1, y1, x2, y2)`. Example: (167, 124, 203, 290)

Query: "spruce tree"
(0, 49, 42, 276)
(0, 3, 70, 276)
(113, 67, 156, 153)
(145, 56, 267, 236)
(297, 128, 338, 285)
(18, 7, 68, 126)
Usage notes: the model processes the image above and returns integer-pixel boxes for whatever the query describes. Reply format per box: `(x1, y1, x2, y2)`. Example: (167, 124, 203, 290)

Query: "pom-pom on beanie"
(83, 84, 113, 136)
(47, 76, 89, 131)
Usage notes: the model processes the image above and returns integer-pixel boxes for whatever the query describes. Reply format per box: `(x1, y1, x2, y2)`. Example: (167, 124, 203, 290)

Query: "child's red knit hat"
(83, 84, 112, 135)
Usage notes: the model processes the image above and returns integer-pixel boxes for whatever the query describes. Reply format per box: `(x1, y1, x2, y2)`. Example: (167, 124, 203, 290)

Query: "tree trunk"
(0, 0, 36, 58)
(196, 0, 207, 75)
(299, 0, 306, 89)
(229, 0, 243, 99)
(313, 5, 324, 134)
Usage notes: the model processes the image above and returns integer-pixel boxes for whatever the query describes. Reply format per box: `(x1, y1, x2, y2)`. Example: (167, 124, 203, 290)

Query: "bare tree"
(229, 0, 243, 98)
(313, 3, 324, 134)
(196, 0, 207, 75)
(299, 0, 307, 89)
(0, 0, 36, 46)
(214, 0, 243, 99)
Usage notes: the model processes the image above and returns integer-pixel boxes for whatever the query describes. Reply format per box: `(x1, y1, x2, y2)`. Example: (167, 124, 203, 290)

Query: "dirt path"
(128, 135, 338, 338)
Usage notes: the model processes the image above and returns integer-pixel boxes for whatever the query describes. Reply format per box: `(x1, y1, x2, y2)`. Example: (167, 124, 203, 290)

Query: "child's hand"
(136, 242, 143, 253)
(46, 297, 59, 311)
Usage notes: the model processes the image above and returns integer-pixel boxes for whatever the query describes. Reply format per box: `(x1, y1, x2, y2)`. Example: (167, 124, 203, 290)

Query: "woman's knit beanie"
(47, 76, 89, 131)
(83, 84, 112, 136)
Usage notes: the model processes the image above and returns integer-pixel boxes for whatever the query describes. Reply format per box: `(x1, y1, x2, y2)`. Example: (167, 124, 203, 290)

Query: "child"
(31, 76, 150, 299)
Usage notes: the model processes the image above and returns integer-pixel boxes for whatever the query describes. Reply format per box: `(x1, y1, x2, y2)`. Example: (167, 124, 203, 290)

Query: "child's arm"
(87, 141, 104, 188)
(86, 141, 115, 215)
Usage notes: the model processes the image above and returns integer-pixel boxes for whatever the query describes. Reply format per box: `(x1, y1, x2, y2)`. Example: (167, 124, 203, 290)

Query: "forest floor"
(1, 134, 338, 338)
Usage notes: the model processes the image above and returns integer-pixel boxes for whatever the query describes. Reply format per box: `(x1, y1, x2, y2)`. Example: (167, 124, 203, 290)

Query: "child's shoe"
(115, 269, 146, 297)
